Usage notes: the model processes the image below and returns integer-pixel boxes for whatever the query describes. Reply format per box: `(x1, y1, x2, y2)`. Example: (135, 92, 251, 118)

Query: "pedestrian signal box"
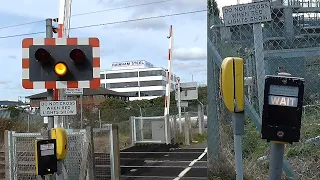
(261, 75, 305, 143)
(35, 139, 57, 176)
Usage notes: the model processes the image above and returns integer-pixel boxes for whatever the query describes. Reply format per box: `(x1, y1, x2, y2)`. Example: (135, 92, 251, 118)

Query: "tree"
(99, 98, 131, 123)
(207, 0, 219, 17)
(8, 106, 23, 119)
(96, 86, 208, 123)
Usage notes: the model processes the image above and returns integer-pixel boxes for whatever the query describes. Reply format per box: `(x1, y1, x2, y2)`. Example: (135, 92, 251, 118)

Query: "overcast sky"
(0, 0, 250, 101)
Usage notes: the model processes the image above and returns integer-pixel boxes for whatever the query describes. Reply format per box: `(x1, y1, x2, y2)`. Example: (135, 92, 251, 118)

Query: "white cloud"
(173, 61, 207, 73)
(172, 61, 207, 83)
(174, 47, 207, 60)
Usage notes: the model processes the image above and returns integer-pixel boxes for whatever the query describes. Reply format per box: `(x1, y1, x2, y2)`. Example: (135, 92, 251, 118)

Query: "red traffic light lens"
(70, 49, 85, 63)
(35, 48, 50, 63)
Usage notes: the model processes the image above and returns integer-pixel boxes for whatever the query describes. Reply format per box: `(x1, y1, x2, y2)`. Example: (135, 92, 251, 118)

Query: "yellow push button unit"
(220, 57, 245, 113)
(51, 128, 68, 160)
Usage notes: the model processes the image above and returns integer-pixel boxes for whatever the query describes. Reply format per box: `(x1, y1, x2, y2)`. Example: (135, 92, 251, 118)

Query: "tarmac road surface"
(118, 143, 208, 180)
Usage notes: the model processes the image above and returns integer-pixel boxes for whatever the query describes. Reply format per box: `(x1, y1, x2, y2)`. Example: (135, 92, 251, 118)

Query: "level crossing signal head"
(32, 46, 89, 78)
(22, 37, 101, 89)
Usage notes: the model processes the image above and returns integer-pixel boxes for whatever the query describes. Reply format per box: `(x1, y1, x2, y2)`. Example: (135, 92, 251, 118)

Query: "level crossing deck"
(118, 143, 208, 180)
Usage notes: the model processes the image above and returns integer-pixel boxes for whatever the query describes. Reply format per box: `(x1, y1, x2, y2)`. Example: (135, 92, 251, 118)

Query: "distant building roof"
(26, 88, 128, 99)
(0, 101, 26, 106)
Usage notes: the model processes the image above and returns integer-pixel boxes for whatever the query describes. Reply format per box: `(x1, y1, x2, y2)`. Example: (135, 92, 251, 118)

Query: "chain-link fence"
(93, 125, 120, 180)
(2, 125, 120, 180)
(77, 103, 206, 145)
(208, 0, 320, 179)
(0, 110, 45, 179)
(4, 129, 91, 179)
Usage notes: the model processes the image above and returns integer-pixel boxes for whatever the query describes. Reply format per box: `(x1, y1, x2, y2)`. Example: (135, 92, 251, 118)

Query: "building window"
(109, 81, 138, 88)
(107, 72, 138, 79)
(139, 70, 165, 77)
(100, 73, 105, 79)
(140, 80, 165, 87)
(100, 83, 106, 88)
(123, 91, 139, 97)
(140, 90, 165, 97)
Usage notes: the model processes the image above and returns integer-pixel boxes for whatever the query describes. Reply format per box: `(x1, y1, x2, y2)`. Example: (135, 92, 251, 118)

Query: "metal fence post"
(130, 116, 135, 146)
(110, 124, 120, 180)
(12, 132, 18, 180)
(201, 105, 205, 133)
(4, 130, 14, 180)
(88, 126, 96, 179)
(166, 114, 171, 143)
(207, 21, 221, 179)
(140, 117, 144, 141)
(172, 114, 177, 143)
(198, 104, 203, 135)
(184, 112, 190, 145)
(79, 127, 95, 180)
(188, 113, 193, 142)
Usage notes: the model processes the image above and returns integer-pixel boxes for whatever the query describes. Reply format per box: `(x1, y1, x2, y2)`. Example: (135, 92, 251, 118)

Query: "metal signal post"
(45, 18, 54, 138)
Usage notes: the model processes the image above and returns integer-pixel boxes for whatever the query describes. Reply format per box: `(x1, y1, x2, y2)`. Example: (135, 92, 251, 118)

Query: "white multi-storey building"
(100, 60, 177, 101)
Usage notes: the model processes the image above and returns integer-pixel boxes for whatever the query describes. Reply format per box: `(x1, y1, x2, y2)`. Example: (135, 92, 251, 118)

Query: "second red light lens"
(70, 49, 85, 63)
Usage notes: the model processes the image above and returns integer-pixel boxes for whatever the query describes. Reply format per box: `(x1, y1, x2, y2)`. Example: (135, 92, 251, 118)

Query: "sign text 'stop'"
(222, 1, 272, 27)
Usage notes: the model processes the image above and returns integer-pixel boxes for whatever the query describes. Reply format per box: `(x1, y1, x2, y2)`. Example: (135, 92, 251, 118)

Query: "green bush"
(242, 120, 267, 160)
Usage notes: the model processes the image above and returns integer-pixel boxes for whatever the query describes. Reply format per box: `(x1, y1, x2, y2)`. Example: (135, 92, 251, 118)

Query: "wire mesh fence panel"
(0, 111, 44, 178)
(5, 130, 93, 180)
(64, 131, 88, 180)
(208, 0, 320, 179)
(92, 127, 111, 180)
(12, 133, 42, 180)
(138, 118, 153, 140)
(115, 120, 132, 150)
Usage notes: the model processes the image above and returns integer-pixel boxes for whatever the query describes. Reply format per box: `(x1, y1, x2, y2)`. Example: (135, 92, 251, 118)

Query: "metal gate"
(130, 116, 173, 145)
